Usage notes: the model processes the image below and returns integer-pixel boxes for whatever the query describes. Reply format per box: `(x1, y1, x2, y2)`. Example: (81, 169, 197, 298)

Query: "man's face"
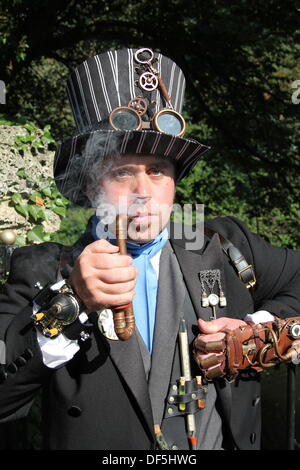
(91, 155, 176, 243)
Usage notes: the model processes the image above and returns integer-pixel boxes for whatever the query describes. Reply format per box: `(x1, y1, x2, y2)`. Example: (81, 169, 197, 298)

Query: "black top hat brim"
(54, 129, 210, 207)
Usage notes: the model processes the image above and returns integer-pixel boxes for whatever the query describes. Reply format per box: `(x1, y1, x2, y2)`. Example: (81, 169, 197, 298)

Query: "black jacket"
(0, 216, 299, 450)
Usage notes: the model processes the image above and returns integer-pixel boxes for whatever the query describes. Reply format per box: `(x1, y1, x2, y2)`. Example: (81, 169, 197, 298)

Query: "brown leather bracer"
(193, 317, 300, 381)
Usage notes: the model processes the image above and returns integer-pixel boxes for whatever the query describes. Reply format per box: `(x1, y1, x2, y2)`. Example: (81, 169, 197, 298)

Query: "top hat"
(54, 47, 210, 206)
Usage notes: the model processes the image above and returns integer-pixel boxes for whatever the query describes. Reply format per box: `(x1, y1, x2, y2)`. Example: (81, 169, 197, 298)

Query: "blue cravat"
(91, 216, 168, 351)
(126, 231, 168, 352)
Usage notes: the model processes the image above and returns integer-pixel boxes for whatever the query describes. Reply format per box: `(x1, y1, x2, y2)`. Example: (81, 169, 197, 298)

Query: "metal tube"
(112, 214, 135, 341)
(287, 363, 296, 450)
(179, 318, 197, 450)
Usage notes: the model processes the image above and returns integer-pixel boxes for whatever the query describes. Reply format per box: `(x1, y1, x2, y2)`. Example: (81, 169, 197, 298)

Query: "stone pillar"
(0, 125, 60, 240)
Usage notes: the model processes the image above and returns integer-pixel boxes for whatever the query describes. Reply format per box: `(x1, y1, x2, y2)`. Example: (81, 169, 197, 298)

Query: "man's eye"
(149, 168, 163, 176)
(114, 169, 130, 178)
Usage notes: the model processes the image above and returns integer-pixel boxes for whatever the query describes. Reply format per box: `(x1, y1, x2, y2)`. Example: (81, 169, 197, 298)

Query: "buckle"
(238, 265, 256, 289)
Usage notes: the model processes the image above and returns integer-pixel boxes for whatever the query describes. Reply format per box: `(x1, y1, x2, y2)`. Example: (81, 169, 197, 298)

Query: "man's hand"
(69, 239, 137, 313)
(193, 317, 247, 380)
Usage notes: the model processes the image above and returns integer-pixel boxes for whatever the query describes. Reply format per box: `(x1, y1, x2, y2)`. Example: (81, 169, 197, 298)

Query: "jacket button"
(7, 362, 18, 373)
(252, 396, 260, 406)
(23, 348, 34, 360)
(68, 406, 82, 417)
(15, 356, 27, 367)
(0, 365, 7, 383)
(250, 432, 256, 444)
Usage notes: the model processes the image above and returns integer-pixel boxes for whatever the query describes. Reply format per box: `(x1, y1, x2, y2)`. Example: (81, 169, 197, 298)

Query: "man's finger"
(194, 333, 225, 353)
(84, 239, 120, 254)
(87, 253, 133, 270)
(197, 353, 225, 369)
(197, 317, 247, 334)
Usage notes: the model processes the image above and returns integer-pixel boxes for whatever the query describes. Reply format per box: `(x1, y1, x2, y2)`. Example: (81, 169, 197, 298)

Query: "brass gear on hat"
(128, 97, 148, 116)
(139, 71, 158, 91)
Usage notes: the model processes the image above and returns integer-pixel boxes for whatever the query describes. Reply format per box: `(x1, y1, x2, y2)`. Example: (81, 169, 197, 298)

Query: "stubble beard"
(127, 218, 161, 243)
(91, 191, 172, 243)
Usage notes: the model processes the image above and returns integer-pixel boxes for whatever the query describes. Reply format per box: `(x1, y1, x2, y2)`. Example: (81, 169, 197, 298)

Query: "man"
(0, 47, 300, 451)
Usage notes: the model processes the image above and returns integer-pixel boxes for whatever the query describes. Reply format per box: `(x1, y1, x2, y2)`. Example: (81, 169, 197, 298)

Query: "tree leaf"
(41, 186, 52, 197)
(29, 192, 43, 203)
(52, 205, 66, 217)
(11, 193, 23, 205)
(54, 197, 65, 207)
(16, 134, 34, 144)
(16, 169, 29, 179)
(42, 209, 53, 221)
(27, 225, 49, 243)
(28, 204, 40, 221)
(15, 203, 29, 218)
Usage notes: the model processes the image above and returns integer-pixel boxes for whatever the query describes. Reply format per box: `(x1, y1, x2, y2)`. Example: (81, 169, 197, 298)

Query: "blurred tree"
(0, 0, 299, 246)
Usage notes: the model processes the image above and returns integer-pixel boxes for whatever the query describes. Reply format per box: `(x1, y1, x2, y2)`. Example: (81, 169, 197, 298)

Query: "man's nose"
(132, 174, 151, 196)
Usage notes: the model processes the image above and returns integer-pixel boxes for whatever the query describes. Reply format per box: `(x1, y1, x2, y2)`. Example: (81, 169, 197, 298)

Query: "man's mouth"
(129, 213, 155, 223)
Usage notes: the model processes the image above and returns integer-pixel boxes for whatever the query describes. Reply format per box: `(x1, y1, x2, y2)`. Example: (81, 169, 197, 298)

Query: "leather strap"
(204, 227, 256, 289)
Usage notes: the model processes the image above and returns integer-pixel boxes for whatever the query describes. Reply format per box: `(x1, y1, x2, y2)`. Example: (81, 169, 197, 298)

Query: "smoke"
(56, 130, 129, 206)
(55, 130, 205, 248)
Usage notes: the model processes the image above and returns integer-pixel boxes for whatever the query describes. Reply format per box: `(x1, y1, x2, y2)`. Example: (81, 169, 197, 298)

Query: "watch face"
(207, 293, 219, 306)
(97, 309, 119, 341)
(290, 323, 300, 339)
(51, 293, 80, 324)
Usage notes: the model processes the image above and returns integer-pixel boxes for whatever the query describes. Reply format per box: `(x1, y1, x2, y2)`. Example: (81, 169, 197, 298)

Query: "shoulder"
(7, 242, 64, 287)
(169, 216, 255, 258)
(0, 242, 65, 319)
(9, 241, 63, 269)
(205, 216, 252, 241)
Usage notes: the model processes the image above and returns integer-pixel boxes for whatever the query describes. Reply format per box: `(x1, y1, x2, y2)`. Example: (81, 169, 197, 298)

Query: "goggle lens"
(156, 112, 183, 136)
(110, 108, 141, 131)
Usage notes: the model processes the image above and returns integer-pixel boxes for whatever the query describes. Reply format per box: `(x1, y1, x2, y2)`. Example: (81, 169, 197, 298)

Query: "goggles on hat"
(108, 48, 186, 137)
(109, 105, 186, 137)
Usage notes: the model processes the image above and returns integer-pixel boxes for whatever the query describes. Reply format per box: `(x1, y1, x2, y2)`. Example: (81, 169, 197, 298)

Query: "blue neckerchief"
(91, 215, 168, 352)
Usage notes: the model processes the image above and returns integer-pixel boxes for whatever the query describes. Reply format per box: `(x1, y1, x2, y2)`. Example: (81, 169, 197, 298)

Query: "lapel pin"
(199, 269, 227, 320)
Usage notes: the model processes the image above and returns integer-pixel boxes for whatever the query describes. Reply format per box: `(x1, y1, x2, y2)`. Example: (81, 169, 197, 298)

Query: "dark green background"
(0, 0, 299, 450)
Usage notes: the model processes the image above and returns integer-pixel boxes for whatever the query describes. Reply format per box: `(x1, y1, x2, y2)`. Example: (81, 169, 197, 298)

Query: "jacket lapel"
(66, 219, 155, 439)
(66, 220, 230, 439)
(148, 242, 186, 426)
(170, 231, 229, 321)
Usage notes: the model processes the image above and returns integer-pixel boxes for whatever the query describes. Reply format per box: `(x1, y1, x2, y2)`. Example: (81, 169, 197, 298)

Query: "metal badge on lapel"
(98, 309, 119, 341)
(199, 269, 227, 320)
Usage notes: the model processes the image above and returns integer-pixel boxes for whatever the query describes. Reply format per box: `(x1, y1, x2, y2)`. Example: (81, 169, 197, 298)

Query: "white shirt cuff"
(36, 329, 80, 369)
(244, 310, 275, 325)
(33, 281, 88, 369)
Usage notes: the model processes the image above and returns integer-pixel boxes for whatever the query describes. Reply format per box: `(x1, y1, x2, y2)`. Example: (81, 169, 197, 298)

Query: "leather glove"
(193, 317, 300, 381)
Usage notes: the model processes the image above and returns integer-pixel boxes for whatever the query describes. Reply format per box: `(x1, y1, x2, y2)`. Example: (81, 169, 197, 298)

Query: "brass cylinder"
(112, 214, 135, 341)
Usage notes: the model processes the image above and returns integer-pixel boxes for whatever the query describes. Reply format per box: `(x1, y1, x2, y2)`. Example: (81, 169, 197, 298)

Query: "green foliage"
(0, 119, 70, 245)
(11, 122, 55, 153)
(0, 0, 299, 249)
(50, 205, 94, 245)
(15, 35, 29, 63)
(0, 3, 299, 450)
(9, 171, 70, 245)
